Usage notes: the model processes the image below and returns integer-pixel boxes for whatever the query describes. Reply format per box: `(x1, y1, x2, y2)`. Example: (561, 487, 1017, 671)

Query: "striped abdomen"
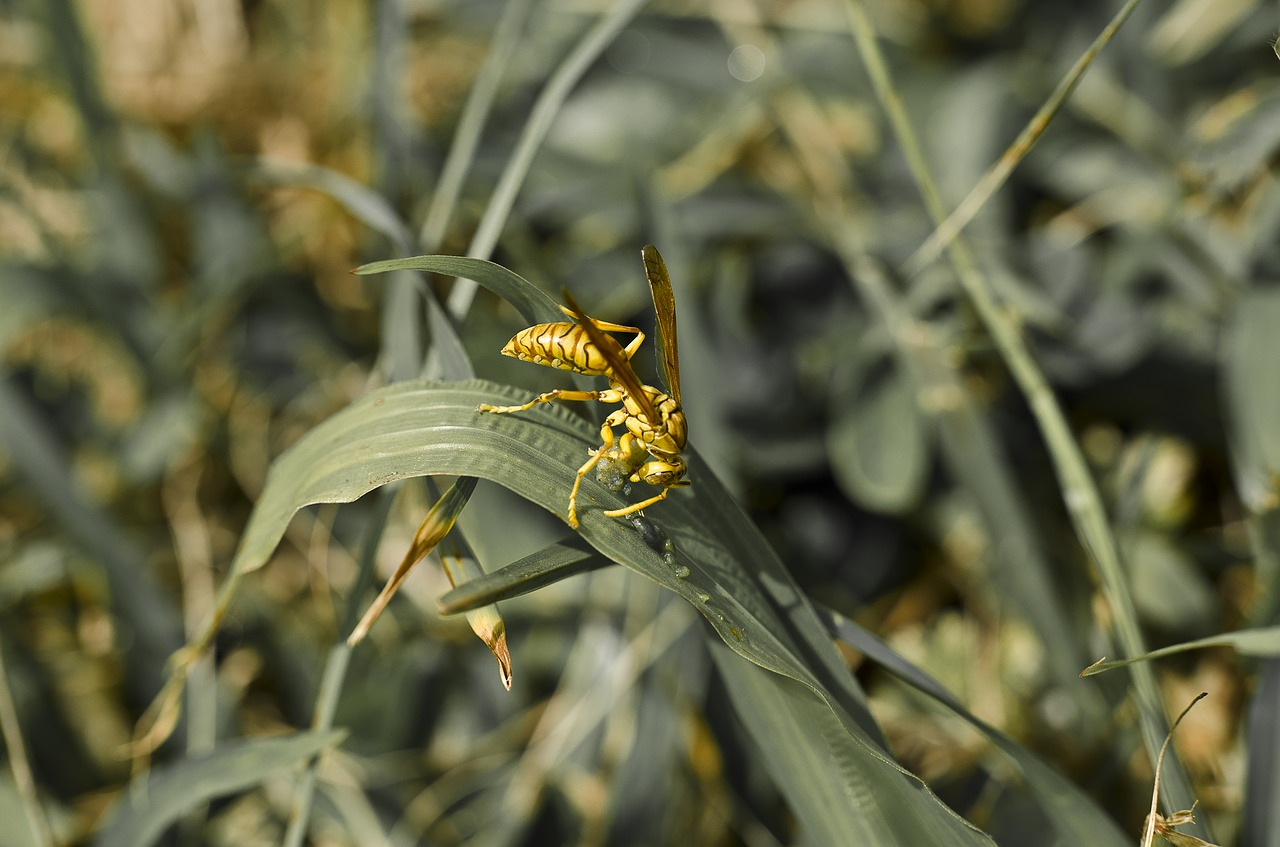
(500, 322, 626, 377)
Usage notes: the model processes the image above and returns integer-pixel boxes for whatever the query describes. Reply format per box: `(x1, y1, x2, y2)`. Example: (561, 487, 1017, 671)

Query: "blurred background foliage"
(2, 0, 1280, 844)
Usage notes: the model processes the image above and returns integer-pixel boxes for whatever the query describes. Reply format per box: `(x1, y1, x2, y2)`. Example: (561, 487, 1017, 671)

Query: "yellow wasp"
(477, 245, 688, 528)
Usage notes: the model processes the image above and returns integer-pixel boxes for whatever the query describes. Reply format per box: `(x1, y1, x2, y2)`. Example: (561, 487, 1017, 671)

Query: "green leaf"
(438, 537, 609, 615)
(1126, 531, 1217, 632)
(94, 730, 346, 847)
(826, 609, 1132, 847)
(1225, 288, 1280, 512)
(355, 255, 563, 327)
(226, 377, 994, 845)
(1242, 660, 1280, 847)
(828, 356, 930, 514)
(250, 159, 414, 250)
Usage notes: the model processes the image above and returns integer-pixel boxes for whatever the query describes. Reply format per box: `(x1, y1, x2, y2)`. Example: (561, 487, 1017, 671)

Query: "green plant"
(4, 0, 1279, 844)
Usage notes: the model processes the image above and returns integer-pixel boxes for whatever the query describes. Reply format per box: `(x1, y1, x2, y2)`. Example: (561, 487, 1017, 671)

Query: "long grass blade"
(840, 0, 1205, 833)
(418, 0, 536, 251)
(0, 640, 54, 847)
(438, 537, 609, 615)
(449, 0, 651, 314)
(902, 0, 1147, 274)
(825, 607, 1131, 847)
(281, 491, 395, 847)
(1081, 626, 1280, 675)
(1243, 659, 1280, 847)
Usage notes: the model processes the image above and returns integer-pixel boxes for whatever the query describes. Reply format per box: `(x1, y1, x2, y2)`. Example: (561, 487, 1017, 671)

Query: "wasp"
(477, 245, 688, 528)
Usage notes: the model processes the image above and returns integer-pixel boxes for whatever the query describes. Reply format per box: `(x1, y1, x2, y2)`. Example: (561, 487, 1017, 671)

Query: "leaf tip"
(1081, 656, 1107, 677)
(493, 630, 513, 691)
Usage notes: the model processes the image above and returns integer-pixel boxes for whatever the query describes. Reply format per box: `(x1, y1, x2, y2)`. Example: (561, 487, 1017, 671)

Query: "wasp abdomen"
(501, 322, 621, 376)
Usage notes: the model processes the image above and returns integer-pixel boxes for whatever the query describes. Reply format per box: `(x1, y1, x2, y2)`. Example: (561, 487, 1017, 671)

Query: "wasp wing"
(641, 245, 681, 406)
(561, 288, 660, 423)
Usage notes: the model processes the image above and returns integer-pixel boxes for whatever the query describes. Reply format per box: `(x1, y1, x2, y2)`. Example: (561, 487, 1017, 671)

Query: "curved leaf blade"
(224, 377, 994, 845)
(439, 537, 609, 615)
(355, 255, 563, 327)
(249, 159, 414, 251)
(826, 608, 1131, 847)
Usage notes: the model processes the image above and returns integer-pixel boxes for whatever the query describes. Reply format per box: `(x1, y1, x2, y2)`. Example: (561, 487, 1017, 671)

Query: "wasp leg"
(567, 409, 627, 528)
(478, 389, 622, 414)
(602, 484, 673, 518)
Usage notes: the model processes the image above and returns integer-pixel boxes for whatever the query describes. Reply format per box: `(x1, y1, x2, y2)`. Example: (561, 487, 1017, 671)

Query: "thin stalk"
(903, 0, 1146, 273)
(0, 640, 54, 847)
(709, 0, 1089, 694)
(282, 489, 395, 847)
(418, 0, 536, 251)
(417, 0, 534, 378)
(449, 0, 652, 316)
(840, 0, 1204, 832)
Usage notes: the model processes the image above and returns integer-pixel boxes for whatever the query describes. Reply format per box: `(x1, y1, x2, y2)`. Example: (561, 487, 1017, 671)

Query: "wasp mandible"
(477, 245, 688, 528)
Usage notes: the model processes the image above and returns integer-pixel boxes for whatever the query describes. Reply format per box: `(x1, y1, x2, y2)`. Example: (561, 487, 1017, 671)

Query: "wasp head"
(636, 453, 688, 488)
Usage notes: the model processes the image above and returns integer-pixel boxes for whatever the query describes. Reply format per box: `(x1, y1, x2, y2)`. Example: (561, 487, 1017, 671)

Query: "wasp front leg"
(566, 408, 628, 528)
(477, 389, 621, 414)
(602, 457, 689, 519)
(593, 432, 643, 493)
(602, 485, 673, 518)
